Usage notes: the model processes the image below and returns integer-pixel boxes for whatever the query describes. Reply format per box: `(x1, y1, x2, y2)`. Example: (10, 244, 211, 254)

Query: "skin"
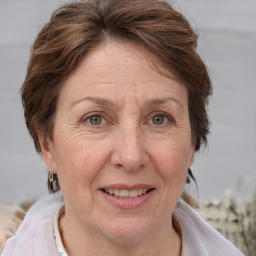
(40, 39, 195, 256)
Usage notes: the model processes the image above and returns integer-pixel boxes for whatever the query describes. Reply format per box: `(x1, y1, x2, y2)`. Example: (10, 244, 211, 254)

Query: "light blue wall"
(0, 0, 255, 204)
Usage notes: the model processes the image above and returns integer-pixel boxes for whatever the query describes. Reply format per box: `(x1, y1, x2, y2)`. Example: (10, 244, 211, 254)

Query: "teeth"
(120, 190, 129, 197)
(104, 188, 150, 198)
(129, 190, 138, 198)
(114, 189, 120, 197)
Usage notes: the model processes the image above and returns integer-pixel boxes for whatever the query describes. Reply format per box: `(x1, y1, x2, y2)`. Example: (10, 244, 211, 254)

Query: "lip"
(99, 184, 155, 209)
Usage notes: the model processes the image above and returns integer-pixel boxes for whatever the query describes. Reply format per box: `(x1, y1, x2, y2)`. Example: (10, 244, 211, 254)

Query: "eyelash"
(81, 111, 174, 127)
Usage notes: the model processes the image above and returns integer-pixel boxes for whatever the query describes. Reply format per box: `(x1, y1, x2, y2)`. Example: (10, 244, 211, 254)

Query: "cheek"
(53, 136, 111, 188)
(152, 141, 191, 184)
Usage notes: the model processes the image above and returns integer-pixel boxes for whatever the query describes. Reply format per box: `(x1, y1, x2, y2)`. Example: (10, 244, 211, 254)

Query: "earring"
(48, 169, 60, 193)
(48, 169, 54, 183)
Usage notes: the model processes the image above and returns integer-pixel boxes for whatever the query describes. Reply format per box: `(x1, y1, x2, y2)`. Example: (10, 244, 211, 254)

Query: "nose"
(110, 126, 149, 172)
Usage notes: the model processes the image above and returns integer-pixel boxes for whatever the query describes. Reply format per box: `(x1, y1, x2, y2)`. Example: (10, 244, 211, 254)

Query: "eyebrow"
(71, 96, 116, 108)
(144, 97, 183, 109)
(71, 96, 183, 109)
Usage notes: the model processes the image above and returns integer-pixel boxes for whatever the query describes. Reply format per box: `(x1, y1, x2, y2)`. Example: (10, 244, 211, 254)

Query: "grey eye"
(152, 115, 165, 125)
(89, 116, 102, 125)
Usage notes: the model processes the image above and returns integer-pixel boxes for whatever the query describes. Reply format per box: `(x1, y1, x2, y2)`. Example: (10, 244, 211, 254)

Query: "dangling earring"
(48, 169, 60, 193)
(48, 169, 54, 183)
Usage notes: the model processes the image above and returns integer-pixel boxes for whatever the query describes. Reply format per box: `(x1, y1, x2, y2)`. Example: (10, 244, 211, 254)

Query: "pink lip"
(99, 184, 155, 209)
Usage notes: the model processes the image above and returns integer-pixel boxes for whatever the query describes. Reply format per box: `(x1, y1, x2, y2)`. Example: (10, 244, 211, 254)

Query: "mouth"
(101, 188, 154, 199)
(99, 185, 155, 209)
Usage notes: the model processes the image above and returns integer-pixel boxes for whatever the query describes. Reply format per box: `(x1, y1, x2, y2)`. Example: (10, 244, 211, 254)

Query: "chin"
(100, 216, 158, 244)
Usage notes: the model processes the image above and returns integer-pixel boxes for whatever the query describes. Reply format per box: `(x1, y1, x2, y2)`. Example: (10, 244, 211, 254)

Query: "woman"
(2, 0, 244, 255)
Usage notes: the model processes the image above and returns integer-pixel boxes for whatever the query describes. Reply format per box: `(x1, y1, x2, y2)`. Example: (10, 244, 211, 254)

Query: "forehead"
(59, 39, 188, 107)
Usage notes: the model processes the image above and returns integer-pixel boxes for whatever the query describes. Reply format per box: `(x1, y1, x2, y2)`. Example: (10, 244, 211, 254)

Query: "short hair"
(21, 0, 212, 192)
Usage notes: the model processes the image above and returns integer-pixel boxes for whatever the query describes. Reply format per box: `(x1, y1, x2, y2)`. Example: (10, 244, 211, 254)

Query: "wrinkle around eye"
(143, 121, 192, 141)
(64, 120, 114, 140)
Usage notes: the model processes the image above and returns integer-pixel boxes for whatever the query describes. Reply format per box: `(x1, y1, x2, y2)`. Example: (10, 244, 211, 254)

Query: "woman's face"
(41, 40, 194, 244)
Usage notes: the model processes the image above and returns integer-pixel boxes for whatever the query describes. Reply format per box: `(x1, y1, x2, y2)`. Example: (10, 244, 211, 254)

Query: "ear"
(38, 132, 57, 174)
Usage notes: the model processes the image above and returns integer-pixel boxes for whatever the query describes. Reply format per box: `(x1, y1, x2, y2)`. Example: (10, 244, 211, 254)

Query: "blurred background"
(0, 0, 256, 205)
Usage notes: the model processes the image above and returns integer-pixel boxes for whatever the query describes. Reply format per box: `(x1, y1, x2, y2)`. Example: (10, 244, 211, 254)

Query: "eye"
(150, 113, 171, 126)
(152, 115, 165, 125)
(89, 115, 103, 125)
(83, 114, 107, 126)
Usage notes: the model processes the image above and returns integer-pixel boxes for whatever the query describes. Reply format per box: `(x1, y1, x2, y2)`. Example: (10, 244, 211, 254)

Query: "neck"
(59, 210, 181, 256)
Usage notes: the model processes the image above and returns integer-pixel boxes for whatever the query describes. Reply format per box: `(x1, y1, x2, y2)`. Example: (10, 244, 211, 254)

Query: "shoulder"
(1, 193, 63, 256)
(175, 199, 245, 256)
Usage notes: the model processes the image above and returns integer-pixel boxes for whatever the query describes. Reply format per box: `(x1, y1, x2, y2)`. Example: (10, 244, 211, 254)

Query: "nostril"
(110, 140, 149, 172)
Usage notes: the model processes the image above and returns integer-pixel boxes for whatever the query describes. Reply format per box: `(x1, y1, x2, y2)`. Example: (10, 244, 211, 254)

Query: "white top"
(52, 205, 189, 256)
(53, 205, 68, 256)
(2, 193, 245, 256)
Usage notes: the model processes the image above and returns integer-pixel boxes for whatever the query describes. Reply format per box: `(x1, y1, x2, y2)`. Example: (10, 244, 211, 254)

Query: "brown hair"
(21, 0, 212, 192)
